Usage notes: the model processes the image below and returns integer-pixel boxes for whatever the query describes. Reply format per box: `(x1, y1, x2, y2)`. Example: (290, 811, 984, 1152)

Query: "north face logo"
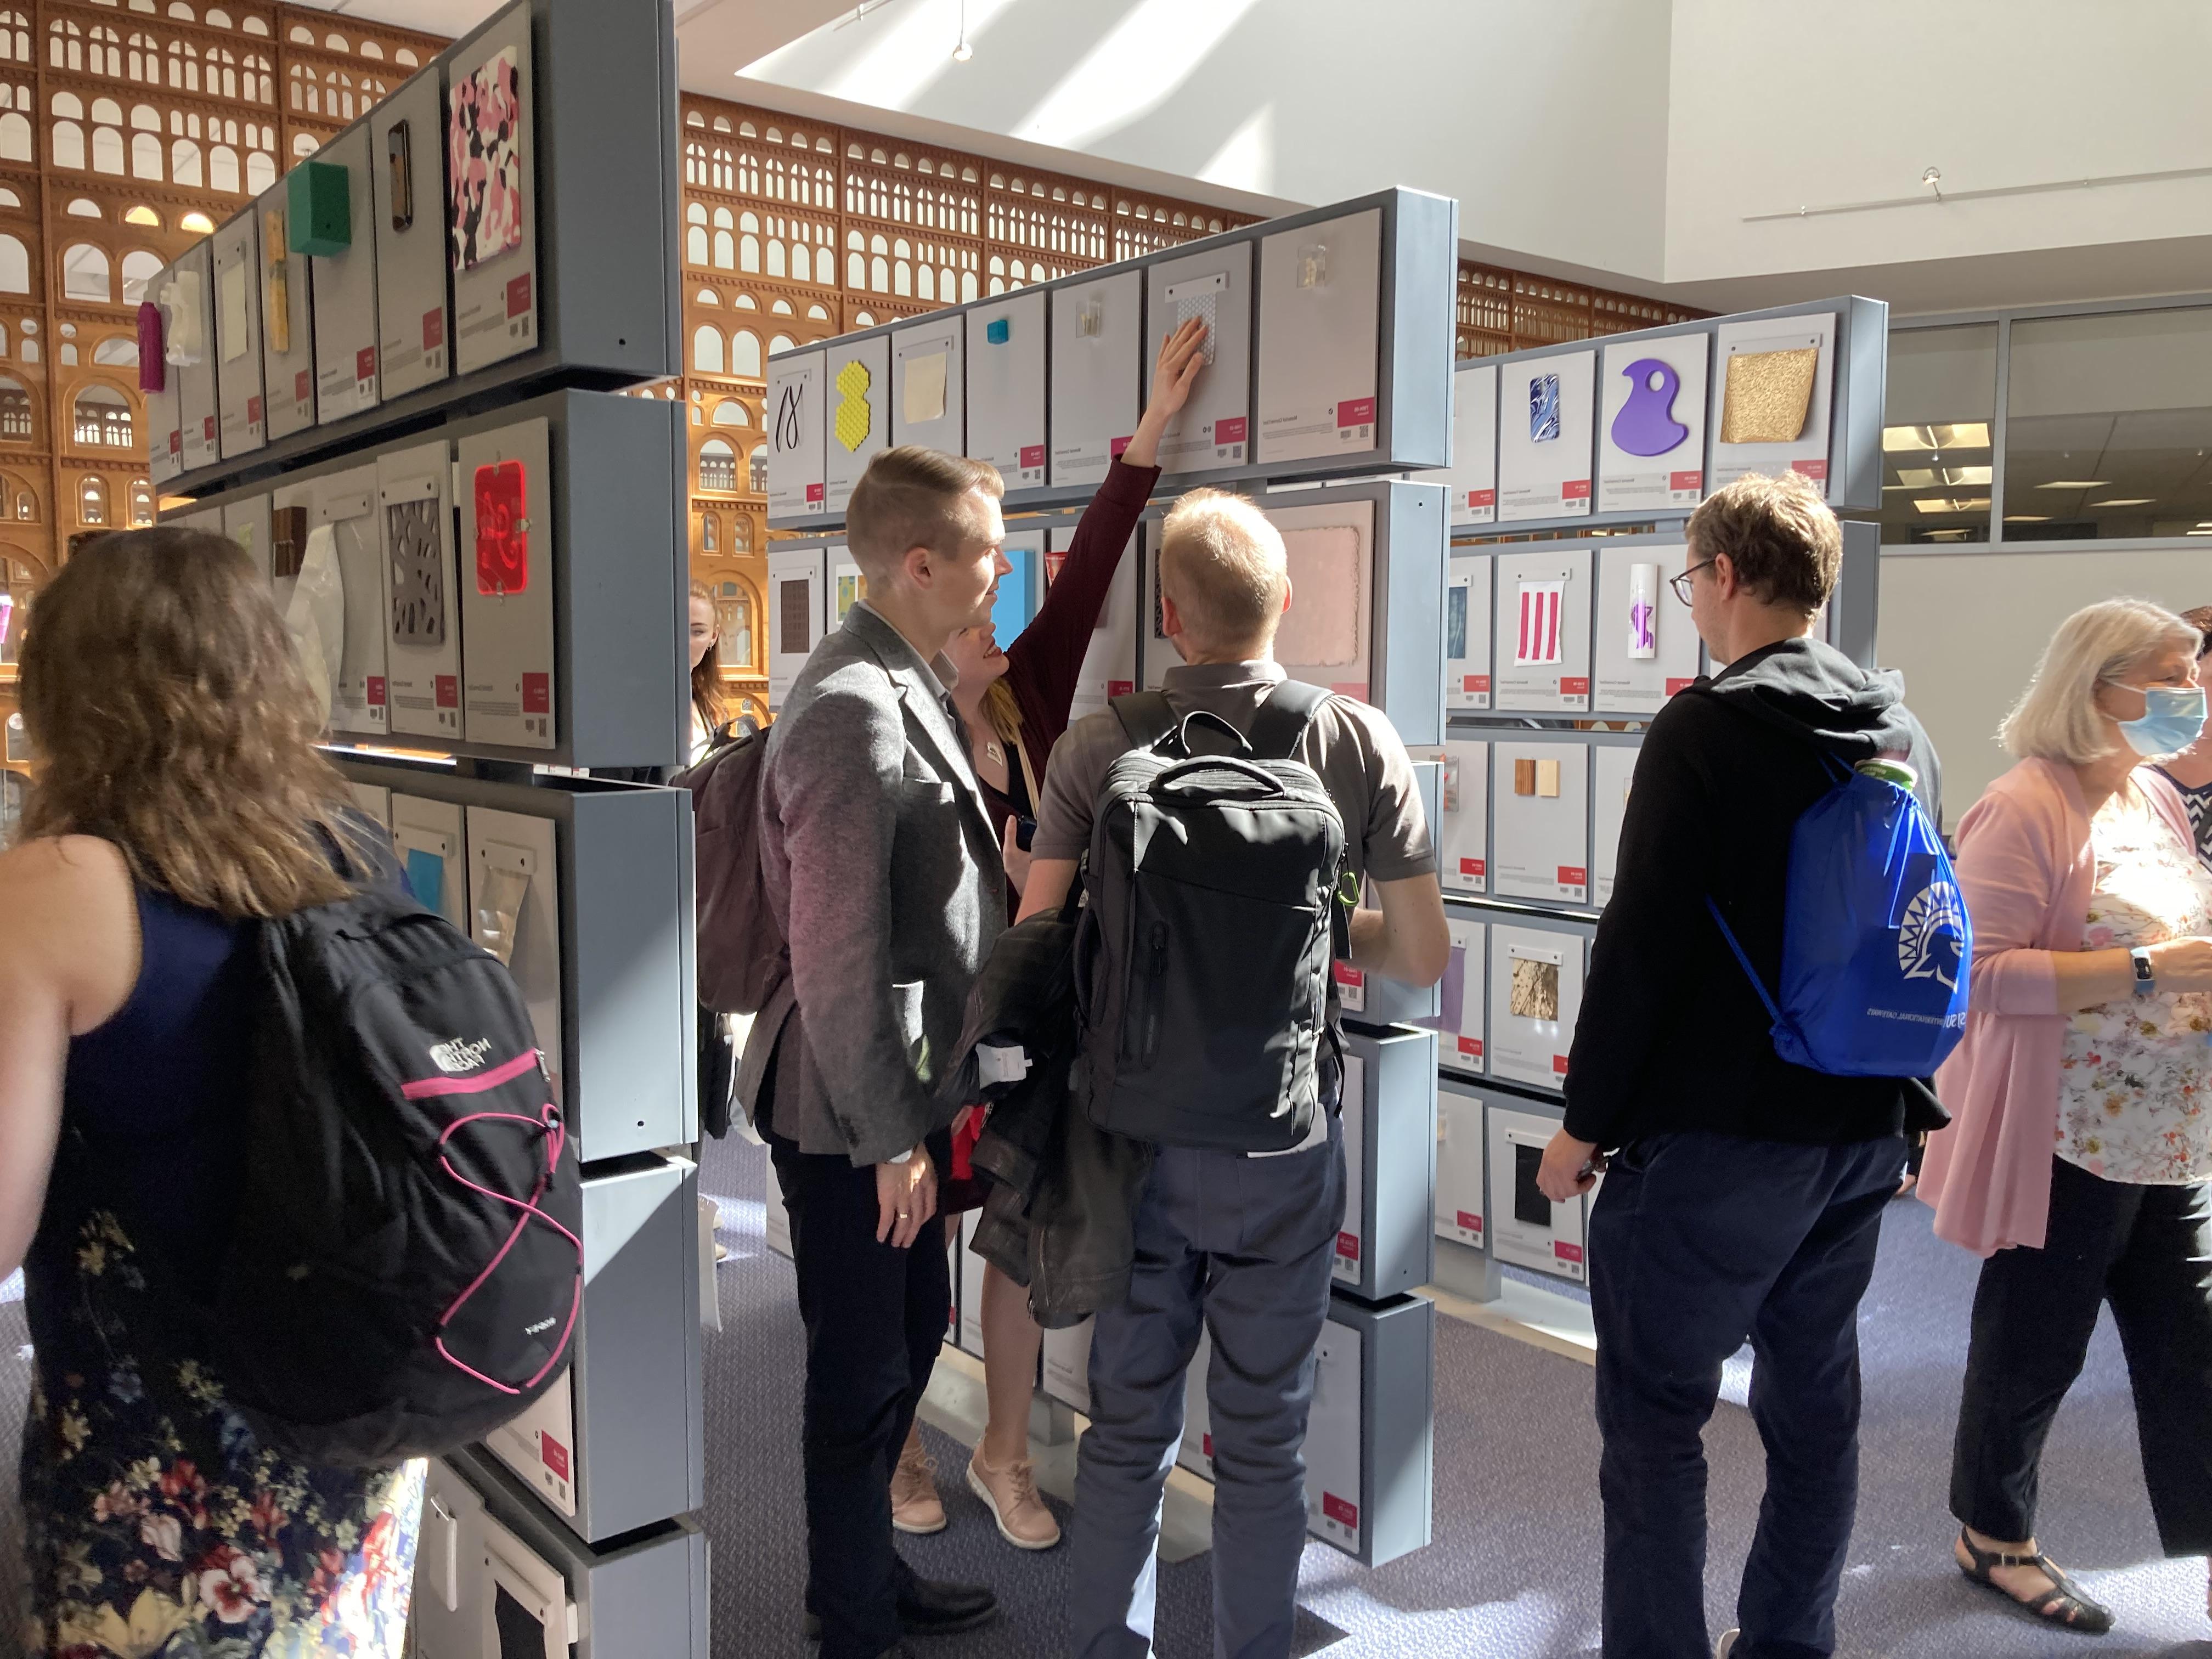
(428, 1036, 496, 1074)
(1898, 879, 1965, 991)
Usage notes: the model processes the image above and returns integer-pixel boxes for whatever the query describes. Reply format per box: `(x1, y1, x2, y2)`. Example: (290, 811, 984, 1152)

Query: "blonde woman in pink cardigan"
(1921, 597, 2212, 1635)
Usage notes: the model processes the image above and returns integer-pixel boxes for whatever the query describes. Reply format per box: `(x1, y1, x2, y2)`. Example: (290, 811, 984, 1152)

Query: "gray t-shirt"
(1032, 660, 1436, 884)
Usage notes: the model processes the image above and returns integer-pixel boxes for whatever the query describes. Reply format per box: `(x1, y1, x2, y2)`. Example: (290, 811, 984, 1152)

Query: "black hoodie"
(1562, 635, 1941, 1149)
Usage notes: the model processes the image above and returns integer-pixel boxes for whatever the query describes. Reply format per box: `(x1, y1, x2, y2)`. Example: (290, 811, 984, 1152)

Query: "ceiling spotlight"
(952, 0, 972, 59)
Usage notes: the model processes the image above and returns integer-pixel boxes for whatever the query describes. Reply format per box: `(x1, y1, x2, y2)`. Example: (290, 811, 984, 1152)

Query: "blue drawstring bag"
(1707, 760, 1970, 1077)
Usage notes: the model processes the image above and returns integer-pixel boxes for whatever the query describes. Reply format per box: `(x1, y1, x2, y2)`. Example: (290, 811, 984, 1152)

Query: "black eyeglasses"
(1669, 560, 1718, 605)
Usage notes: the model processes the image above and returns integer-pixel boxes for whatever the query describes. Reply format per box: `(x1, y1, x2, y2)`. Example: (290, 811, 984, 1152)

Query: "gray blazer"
(740, 602, 1007, 1164)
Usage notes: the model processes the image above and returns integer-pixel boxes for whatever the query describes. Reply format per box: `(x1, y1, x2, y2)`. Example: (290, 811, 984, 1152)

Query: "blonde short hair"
(1999, 598, 2200, 763)
(1157, 489, 1285, 654)
(1685, 471, 1841, 617)
(845, 446, 1003, 579)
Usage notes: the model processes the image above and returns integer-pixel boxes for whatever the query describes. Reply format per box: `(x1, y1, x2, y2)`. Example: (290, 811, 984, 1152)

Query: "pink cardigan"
(1918, 757, 2197, 1256)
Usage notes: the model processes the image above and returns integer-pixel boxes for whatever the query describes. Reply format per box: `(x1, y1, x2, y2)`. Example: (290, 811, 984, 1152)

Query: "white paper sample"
(1444, 552, 1492, 710)
(1488, 926, 1583, 1091)
(891, 314, 964, 453)
(1594, 544, 1699, 715)
(1436, 739, 1488, 894)
(218, 261, 250, 363)
(1599, 333, 1708, 513)
(1493, 741, 1590, 905)
(1592, 742, 1638, 909)
(1708, 312, 1837, 497)
(1497, 348, 1595, 522)
(1435, 1088, 1486, 1246)
(1449, 361, 1498, 526)
(1049, 270, 1142, 489)
(903, 351, 946, 424)
(766, 349, 826, 520)
(213, 212, 266, 461)
(1492, 548, 1593, 712)
(1256, 207, 1381, 466)
(966, 291, 1045, 489)
(1146, 243, 1252, 477)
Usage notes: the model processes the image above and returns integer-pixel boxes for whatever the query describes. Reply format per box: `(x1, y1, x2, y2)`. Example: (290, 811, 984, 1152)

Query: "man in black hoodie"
(1538, 472, 1938, 1659)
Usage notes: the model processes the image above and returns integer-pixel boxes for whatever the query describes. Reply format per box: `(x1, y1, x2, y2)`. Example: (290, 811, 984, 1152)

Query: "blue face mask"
(2108, 682, 2208, 758)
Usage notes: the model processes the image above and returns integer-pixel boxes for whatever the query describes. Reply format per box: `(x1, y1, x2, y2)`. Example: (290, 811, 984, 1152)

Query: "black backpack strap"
(1245, 680, 1332, 761)
(1111, 691, 1179, 751)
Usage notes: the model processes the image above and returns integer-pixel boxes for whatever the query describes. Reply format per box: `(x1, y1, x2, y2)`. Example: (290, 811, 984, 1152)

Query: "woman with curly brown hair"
(0, 528, 422, 1658)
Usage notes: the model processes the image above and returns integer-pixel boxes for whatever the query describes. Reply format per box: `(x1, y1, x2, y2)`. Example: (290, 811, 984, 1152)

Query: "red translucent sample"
(474, 459, 528, 596)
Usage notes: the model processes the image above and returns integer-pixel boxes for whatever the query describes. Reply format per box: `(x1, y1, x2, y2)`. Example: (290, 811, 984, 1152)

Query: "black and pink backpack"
(209, 883, 583, 1469)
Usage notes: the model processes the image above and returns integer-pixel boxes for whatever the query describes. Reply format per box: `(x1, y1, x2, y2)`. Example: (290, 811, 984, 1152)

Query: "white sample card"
(1592, 742, 1638, 909)
(1709, 312, 1837, 496)
(1049, 269, 1142, 489)
(484, 1367, 576, 1519)
(1449, 361, 1498, 526)
(1490, 1105, 1589, 1282)
(1444, 551, 1492, 710)
(256, 177, 315, 442)
(373, 70, 452, 400)
(1145, 241, 1251, 477)
(447, 10, 538, 375)
(824, 335, 890, 516)
(958, 1211, 987, 1358)
(766, 348, 826, 520)
(890, 313, 964, 454)
(212, 212, 266, 459)
(1178, 1327, 1214, 1477)
(1436, 1088, 1486, 1247)
(1493, 547, 1593, 712)
(466, 805, 561, 1104)
(966, 290, 1046, 490)
(829, 545, 864, 631)
(1256, 206, 1381, 466)
(317, 465, 388, 737)
(310, 123, 381, 424)
(1333, 1052, 1367, 1286)
(1041, 1317, 1093, 1415)
(1305, 1317, 1364, 1555)
(1049, 524, 1139, 722)
(766, 544, 827, 709)
(1263, 496, 1374, 702)
(221, 494, 271, 584)
(1493, 741, 1590, 905)
(171, 243, 219, 473)
(379, 439, 461, 742)
(458, 417, 555, 751)
(1431, 916, 1486, 1072)
(1497, 348, 1595, 522)
(1598, 334, 1708, 514)
(1436, 738, 1488, 894)
(391, 793, 466, 928)
(1488, 923, 1583, 1091)
(1595, 544, 1699, 714)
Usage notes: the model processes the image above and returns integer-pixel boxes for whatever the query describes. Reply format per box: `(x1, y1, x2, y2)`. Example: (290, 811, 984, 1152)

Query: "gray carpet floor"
(5, 1143, 2211, 1657)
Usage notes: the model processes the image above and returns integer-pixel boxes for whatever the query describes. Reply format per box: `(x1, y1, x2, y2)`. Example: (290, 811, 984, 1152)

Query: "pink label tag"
(1465, 674, 1490, 694)
(1559, 865, 1586, 888)
(521, 673, 550, 714)
(541, 1435, 570, 1480)
(356, 346, 376, 385)
(1323, 1493, 1359, 1528)
(805, 482, 826, 504)
(1670, 470, 1702, 492)
(1457, 1036, 1481, 1059)
(1108, 679, 1133, 697)
(1562, 478, 1591, 500)
(366, 676, 387, 707)
(1552, 1053, 1571, 1076)
(203, 415, 216, 441)
(1560, 676, 1590, 697)
(435, 674, 459, 708)
(507, 272, 533, 319)
(1215, 415, 1248, 444)
(247, 395, 263, 424)
(1791, 458, 1828, 481)
(168, 430, 182, 456)
(1555, 1241, 1585, 1264)
(1109, 434, 1133, 459)
(1336, 396, 1376, 427)
(1468, 488, 1496, 509)
(1459, 856, 1485, 878)
(295, 369, 313, 403)
(424, 308, 444, 349)
(1333, 962, 1364, 989)
(1336, 1230, 1360, 1261)
(1020, 444, 1046, 469)
(1203, 1432, 1214, 1458)
(1457, 1210, 1483, 1233)
(1665, 676, 1694, 696)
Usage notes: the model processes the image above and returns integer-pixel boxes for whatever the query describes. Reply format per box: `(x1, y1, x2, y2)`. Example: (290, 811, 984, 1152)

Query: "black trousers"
(1950, 1156, 2212, 1555)
(766, 1120, 953, 1659)
(1588, 1131, 1908, 1659)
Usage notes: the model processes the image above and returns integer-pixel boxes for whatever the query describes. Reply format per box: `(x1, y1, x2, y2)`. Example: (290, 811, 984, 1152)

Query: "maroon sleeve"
(1003, 455, 1159, 761)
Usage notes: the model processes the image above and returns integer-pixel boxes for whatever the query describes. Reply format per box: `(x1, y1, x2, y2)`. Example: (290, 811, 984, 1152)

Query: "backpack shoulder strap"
(1111, 691, 1178, 751)
(1246, 680, 1332, 761)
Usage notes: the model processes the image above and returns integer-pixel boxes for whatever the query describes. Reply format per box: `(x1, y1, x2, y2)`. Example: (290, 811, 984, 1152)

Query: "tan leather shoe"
(890, 1440, 946, 1536)
(966, 1450, 1060, 1550)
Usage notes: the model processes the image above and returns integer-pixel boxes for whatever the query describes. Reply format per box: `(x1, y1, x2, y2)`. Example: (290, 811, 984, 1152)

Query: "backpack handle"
(1151, 753, 1291, 802)
(1156, 708, 1253, 758)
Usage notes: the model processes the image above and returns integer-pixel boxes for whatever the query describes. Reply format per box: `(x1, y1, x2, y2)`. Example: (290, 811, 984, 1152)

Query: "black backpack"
(1074, 684, 1346, 1153)
(206, 885, 583, 1468)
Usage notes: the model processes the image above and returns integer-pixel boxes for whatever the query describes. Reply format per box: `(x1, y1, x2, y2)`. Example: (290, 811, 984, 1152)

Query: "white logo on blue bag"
(1898, 880, 1965, 991)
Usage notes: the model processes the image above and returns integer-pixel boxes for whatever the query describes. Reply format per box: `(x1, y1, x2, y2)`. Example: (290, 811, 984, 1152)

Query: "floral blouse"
(2057, 780, 2212, 1184)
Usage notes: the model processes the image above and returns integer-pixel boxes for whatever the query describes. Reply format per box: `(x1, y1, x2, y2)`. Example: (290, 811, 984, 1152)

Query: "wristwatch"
(2131, 946, 2157, 997)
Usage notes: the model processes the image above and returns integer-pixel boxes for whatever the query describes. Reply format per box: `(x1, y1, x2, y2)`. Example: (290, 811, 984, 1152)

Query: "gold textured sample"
(1510, 958, 1560, 1022)
(1513, 757, 1537, 797)
(1536, 759, 1561, 798)
(834, 358, 874, 453)
(1720, 347, 1818, 444)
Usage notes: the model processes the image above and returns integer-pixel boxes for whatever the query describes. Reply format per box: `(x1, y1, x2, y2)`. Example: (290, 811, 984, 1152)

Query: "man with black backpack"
(1017, 488, 1449, 1659)
(1536, 472, 1945, 1659)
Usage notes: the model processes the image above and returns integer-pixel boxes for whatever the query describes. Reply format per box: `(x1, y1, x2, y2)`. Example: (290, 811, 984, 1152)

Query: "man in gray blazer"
(749, 446, 1012, 1659)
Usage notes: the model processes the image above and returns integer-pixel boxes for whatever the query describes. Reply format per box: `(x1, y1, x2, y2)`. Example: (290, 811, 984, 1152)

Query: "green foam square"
(287, 161, 352, 256)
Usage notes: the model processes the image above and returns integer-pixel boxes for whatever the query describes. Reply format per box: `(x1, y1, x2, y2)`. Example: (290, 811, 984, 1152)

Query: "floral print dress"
(2057, 780, 2212, 1184)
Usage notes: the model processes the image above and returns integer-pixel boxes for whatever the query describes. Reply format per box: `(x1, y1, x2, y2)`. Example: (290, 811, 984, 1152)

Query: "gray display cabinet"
(1312, 1291, 1435, 1568)
(331, 757, 696, 1162)
(1455, 294, 1888, 533)
(423, 1447, 709, 1659)
(1333, 1024, 1437, 1304)
(768, 185, 1457, 527)
(148, 0, 680, 499)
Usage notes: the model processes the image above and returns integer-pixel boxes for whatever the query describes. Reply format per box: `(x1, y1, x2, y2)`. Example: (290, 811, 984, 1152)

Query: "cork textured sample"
(1719, 347, 1817, 444)
(1510, 957, 1560, 1022)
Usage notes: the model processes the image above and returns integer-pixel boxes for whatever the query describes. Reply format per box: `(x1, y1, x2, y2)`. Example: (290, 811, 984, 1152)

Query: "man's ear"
(1280, 577, 1294, 617)
(899, 543, 932, 591)
(1710, 552, 1738, 600)
(1159, 591, 1183, 640)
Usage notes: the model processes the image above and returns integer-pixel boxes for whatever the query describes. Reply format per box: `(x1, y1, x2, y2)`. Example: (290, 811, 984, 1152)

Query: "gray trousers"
(1068, 1114, 1344, 1659)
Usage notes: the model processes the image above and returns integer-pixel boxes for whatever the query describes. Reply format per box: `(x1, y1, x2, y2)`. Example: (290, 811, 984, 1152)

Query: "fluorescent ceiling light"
(2036, 479, 2108, 489)
(2004, 514, 2051, 522)
(1882, 422, 1990, 452)
(2092, 498, 2154, 506)
(2191, 528, 2212, 536)
(1894, 468, 1935, 487)
(1914, 496, 1990, 515)
(1943, 465, 1991, 486)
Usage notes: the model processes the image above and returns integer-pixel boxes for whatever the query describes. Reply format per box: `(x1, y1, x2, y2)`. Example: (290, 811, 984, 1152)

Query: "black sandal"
(1956, 1528, 2115, 1634)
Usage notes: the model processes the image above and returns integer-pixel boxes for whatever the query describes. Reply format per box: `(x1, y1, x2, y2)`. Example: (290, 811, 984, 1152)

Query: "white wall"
(741, 0, 1672, 280)
(1879, 548, 2212, 827)
(1665, 0, 2212, 287)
